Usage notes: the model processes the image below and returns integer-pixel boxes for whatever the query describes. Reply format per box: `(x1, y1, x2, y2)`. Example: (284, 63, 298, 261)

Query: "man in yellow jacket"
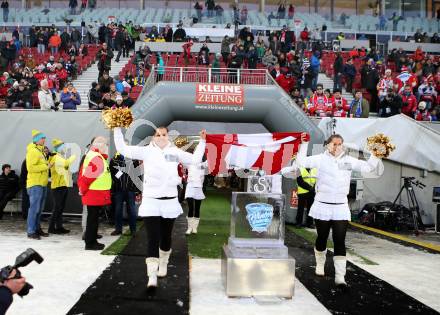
(296, 167, 317, 227)
(48, 138, 76, 234)
(26, 129, 51, 239)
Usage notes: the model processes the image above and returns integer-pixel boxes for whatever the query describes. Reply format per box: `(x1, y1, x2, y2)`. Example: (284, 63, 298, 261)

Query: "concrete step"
(72, 56, 131, 109)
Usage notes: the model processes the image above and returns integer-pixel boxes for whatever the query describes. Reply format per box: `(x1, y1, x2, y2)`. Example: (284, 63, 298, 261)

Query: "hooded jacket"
(25, 143, 49, 188)
(49, 153, 76, 189)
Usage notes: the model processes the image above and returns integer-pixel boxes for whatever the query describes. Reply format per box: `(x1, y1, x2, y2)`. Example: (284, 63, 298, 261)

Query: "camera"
(0, 249, 44, 297)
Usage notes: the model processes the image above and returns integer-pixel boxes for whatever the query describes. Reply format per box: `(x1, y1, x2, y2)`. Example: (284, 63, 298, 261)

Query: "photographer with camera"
(0, 249, 44, 315)
(379, 88, 403, 117)
(0, 269, 25, 314)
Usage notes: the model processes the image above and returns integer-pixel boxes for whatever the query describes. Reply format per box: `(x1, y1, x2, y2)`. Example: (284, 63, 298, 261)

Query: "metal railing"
(146, 66, 273, 86)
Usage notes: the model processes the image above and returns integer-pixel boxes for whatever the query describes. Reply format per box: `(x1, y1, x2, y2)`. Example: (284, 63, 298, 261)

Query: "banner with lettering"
(196, 83, 244, 106)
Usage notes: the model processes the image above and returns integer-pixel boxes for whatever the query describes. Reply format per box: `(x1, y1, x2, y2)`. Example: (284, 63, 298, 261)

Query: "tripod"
(391, 177, 426, 235)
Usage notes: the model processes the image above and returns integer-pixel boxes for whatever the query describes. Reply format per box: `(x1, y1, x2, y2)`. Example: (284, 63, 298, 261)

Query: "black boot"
(57, 227, 71, 234)
(85, 242, 105, 250)
(37, 228, 49, 237)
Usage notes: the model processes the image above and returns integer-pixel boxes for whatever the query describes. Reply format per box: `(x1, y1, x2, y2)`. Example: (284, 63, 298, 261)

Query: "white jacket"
(38, 89, 55, 111)
(187, 161, 207, 188)
(283, 142, 380, 203)
(114, 127, 206, 198)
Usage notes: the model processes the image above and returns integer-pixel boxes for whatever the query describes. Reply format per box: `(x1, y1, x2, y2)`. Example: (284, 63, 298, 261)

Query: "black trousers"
(0, 190, 17, 219)
(85, 205, 102, 245)
(49, 187, 68, 230)
(367, 88, 379, 112)
(116, 46, 128, 61)
(345, 75, 354, 93)
(315, 219, 349, 256)
(21, 188, 29, 219)
(187, 198, 202, 218)
(143, 216, 176, 258)
(222, 52, 229, 65)
(296, 192, 314, 226)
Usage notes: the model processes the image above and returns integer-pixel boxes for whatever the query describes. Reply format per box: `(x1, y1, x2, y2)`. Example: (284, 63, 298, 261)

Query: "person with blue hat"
(26, 129, 51, 239)
(48, 138, 77, 234)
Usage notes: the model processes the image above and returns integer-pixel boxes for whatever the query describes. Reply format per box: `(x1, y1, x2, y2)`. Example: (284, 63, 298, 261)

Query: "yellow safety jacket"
(82, 151, 112, 190)
(297, 167, 317, 194)
(49, 153, 77, 189)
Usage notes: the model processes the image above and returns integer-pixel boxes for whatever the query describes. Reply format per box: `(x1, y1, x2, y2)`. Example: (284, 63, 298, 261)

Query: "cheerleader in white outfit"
(185, 159, 207, 235)
(114, 126, 206, 289)
(282, 134, 381, 287)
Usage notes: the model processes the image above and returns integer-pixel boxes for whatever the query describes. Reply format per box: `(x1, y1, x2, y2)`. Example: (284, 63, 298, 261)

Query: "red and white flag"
(205, 133, 309, 175)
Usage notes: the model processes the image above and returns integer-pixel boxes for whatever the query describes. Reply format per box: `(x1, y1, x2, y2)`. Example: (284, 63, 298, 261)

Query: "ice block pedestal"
(221, 192, 295, 298)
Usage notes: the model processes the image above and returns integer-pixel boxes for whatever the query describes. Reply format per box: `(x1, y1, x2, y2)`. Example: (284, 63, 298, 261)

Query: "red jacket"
(400, 92, 417, 116)
(78, 148, 111, 206)
(308, 93, 331, 117)
(34, 72, 46, 82)
(300, 31, 309, 41)
(349, 49, 359, 59)
(183, 42, 193, 57)
(56, 68, 68, 81)
(331, 96, 350, 117)
(0, 84, 9, 97)
(414, 49, 424, 62)
(276, 74, 295, 93)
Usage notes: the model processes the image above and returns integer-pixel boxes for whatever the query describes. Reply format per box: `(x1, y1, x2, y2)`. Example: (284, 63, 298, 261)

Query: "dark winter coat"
(0, 170, 19, 193)
(110, 154, 141, 192)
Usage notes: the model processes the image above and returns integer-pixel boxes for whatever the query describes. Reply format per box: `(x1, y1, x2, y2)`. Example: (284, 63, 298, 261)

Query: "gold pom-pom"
(101, 107, 134, 129)
(174, 136, 189, 148)
(366, 133, 396, 158)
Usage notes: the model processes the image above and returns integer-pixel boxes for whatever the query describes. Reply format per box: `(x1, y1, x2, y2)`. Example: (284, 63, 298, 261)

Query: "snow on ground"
(344, 230, 440, 312)
(190, 258, 331, 315)
(0, 219, 117, 315)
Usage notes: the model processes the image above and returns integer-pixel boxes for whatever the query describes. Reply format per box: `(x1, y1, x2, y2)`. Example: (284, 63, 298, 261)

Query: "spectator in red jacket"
(276, 69, 295, 94)
(34, 64, 46, 82)
(0, 77, 9, 98)
(300, 27, 309, 42)
(55, 63, 68, 90)
(307, 83, 331, 117)
(400, 84, 418, 117)
(182, 40, 193, 67)
(349, 46, 359, 59)
(414, 46, 425, 62)
(78, 136, 112, 250)
(414, 101, 433, 121)
(331, 89, 350, 117)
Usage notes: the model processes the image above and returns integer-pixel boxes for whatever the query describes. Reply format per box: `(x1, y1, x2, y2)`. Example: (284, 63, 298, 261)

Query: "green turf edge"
(187, 189, 231, 259)
(286, 225, 378, 266)
(101, 222, 144, 256)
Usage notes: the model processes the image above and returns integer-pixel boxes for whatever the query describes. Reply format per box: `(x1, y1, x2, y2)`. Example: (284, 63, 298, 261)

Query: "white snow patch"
(190, 258, 331, 315)
(0, 229, 117, 315)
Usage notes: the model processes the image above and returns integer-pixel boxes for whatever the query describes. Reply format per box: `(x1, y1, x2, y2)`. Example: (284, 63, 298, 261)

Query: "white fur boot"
(185, 217, 193, 235)
(192, 218, 200, 234)
(334, 256, 347, 286)
(314, 248, 327, 276)
(158, 249, 172, 277)
(146, 257, 159, 288)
